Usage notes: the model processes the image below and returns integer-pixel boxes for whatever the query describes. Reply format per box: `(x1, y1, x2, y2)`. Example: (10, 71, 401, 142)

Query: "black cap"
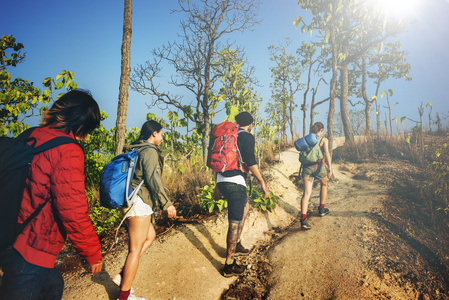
(235, 112, 253, 127)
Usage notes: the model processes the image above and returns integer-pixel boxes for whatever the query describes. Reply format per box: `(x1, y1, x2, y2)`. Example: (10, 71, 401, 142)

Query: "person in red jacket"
(0, 90, 104, 299)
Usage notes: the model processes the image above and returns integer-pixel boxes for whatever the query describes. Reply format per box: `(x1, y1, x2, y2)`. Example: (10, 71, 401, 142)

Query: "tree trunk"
(202, 116, 210, 165)
(361, 55, 372, 136)
(303, 62, 312, 137)
(115, 0, 133, 156)
(289, 94, 295, 141)
(327, 11, 337, 157)
(339, 63, 355, 146)
(374, 81, 381, 136)
(436, 112, 442, 133)
(388, 109, 393, 136)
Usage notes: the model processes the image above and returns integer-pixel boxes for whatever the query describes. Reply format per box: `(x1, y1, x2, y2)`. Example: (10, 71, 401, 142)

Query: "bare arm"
(323, 138, 333, 178)
(248, 164, 270, 199)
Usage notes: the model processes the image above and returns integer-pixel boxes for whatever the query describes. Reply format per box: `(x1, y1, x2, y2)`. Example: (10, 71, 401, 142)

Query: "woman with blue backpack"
(113, 120, 177, 300)
(299, 122, 333, 230)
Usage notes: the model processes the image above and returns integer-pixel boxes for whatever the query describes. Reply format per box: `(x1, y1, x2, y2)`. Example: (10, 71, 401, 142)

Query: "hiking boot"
(234, 242, 251, 257)
(301, 218, 312, 230)
(318, 206, 330, 217)
(222, 260, 246, 277)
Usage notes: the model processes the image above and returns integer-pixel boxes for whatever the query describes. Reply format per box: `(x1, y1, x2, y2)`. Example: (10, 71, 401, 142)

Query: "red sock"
(118, 289, 130, 300)
(301, 214, 307, 220)
(319, 204, 325, 209)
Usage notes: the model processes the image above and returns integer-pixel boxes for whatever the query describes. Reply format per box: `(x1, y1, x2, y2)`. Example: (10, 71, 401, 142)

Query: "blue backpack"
(100, 147, 150, 209)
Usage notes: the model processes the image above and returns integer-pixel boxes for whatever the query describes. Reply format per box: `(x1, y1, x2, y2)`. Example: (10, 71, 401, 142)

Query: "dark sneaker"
(318, 207, 330, 217)
(222, 261, 246, 277)
(301, 218, 312, 230)
(234, 242, 251, 257)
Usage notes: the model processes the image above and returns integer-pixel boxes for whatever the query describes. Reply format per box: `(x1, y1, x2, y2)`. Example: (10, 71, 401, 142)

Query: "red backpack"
(209, 120, 248, 173)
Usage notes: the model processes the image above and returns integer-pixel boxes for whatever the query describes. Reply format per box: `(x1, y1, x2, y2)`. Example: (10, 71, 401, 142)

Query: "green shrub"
(250, 188, 278, 212)
(86, 189, 120, 238)
(198, 181, 227, 213)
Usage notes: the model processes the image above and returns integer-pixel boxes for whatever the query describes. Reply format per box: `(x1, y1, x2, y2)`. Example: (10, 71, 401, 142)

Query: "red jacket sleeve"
(50, 143, 102, 266)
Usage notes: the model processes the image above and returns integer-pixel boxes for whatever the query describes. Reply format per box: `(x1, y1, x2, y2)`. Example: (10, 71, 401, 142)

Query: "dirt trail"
(266, 155, 411, 299)
(61, 139, 416, 299)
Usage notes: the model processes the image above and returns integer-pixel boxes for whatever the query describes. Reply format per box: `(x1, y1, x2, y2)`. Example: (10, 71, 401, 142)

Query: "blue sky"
(2, 0, 449, 133)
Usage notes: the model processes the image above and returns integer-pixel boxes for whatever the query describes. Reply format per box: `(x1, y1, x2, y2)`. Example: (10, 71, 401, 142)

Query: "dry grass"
(332, 134, 423, 165)
(162, 153, 213, 218)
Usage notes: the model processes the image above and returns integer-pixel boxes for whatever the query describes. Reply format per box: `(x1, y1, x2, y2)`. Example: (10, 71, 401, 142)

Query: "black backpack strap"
(15, 198, 51, 237)
(33, 136, 80, 155)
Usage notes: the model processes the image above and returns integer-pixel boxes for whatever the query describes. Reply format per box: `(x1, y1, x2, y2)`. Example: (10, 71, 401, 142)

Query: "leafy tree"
(294, 0, 339, 154)
(130, 0, 261, 163)
(366, 41, 411, 135)
(296, 41, 328, 136)
(115, 0, 133, 156)
(214, 47, 261, 121)
(309, 77, 329, 131)
(296, 0, 409, 147)
(268, 39, 303, 142)
(1, 35, 77, 137)
(264, 96, 286, 142)
(1, 35, 42, 136)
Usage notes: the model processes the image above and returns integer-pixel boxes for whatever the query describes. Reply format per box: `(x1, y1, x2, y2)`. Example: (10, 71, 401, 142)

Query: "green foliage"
(250, 189, 278, 212)
(86, 189, 120, 237)
(0, 35, 80, 137)
(198, 181, 227, 213)
(421, 135, 449, 225)
(1, 35, 40, 136)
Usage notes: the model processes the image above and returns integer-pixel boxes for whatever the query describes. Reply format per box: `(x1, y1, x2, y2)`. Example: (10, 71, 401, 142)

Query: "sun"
(370, 0, 421, 18)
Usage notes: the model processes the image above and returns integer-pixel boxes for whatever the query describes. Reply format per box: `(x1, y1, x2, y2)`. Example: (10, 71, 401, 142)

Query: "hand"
(89, 257, 104, 274)
(213, 185, 220, 200)
(166, 205, 177, 218)
(327, 168, 333, 179)
(261, 182, 270, 199)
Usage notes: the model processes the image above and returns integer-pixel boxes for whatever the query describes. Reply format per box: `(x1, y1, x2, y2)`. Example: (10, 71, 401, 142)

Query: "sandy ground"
(59, 138, 418, 299)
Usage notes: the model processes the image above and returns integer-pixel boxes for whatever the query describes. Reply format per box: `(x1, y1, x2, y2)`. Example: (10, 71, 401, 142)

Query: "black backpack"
(0, 127, 79, 251)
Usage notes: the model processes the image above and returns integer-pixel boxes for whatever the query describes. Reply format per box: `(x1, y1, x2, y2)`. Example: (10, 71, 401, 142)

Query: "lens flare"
(370, 0, 421, 18)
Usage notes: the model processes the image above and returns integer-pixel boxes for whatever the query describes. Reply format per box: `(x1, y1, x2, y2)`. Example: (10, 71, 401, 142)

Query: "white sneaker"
(112, 273, 135, 294)
(116, 294, 146, 300)
(112, 273, 122, 286)
(126, 294, 146, 300)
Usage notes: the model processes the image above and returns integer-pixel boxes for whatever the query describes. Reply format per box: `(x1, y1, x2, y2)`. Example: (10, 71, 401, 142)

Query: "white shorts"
(121, 195, 153, 218)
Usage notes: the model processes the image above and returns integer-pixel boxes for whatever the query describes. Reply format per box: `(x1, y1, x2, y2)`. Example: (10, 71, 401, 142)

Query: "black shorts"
(217, 182, 247, 223)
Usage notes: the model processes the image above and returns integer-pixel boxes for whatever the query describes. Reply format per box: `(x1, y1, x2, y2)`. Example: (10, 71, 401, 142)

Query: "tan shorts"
(302, 164, 328, 179)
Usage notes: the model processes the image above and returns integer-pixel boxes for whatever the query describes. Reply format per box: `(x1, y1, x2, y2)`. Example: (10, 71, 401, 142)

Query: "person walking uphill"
(214, 112, 270, 277)
(300, 121, 333, 230)
(0, 90, 104, 299)
(112, 120, 177, 300)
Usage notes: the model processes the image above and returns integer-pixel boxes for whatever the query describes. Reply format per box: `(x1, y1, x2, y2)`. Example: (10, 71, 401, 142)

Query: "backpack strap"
(34, 136, 80, 155)
(237, 129, 252, 194)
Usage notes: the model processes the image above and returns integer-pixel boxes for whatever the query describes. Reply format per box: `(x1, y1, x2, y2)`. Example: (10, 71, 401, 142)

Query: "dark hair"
(310, 122, 324, 134)
(136, 120, 163, 141)
(40, 89, 100, 140)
